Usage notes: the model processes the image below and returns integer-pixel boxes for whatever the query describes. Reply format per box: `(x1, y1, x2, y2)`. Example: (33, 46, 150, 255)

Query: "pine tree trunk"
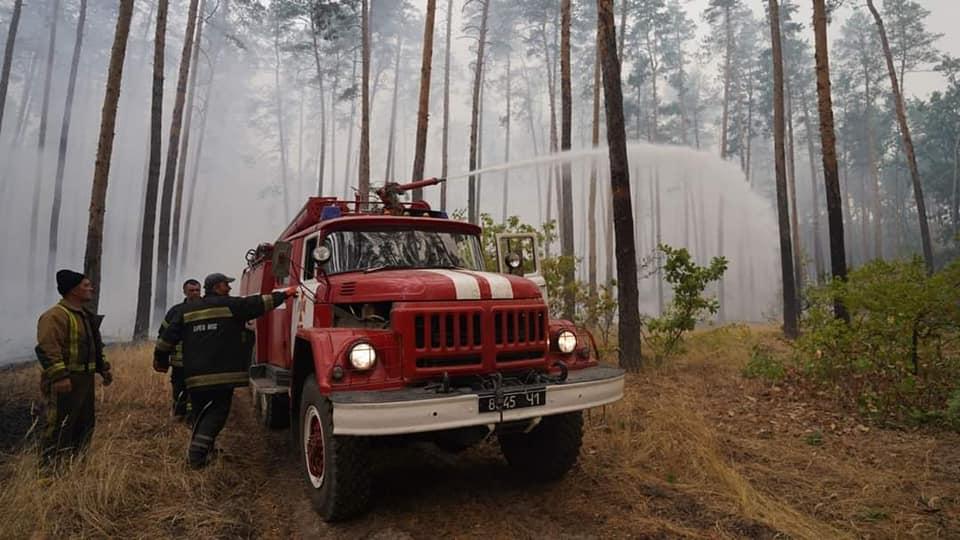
(866, 0, 933, 273)
(813, 0, 849, 320)
(171, 0, 205, 279)
(46, 0, 87, 289)
(476, 67, 485, 217)
(343, 51, 357, 195)
(155, 0, 201, 320)
(588, 36, 600, 300)
(864, 67, 882, 260)
(521, 62, 543, 225)
(745, 71, 755, 184)
(655, 170, 663, 316)
(769, 0, 799, 338)
(384, 37, 402, 182)
(10, 50, 36, 148)
(134, 0, 168, 339)
(560, 0, 575, 321)
(309, 14, 326, 195)
(719, 5, 732, 159)
(181, 86, 212, 272)
(801, 93, 824, 282)
(411, 0, 436, 194)
(30, 0, 61, 285)
(597, 0, 641, 370)
(440, 0, 452, 209)
(501, 52, 511, 223)
(84, 0, 134, 312)
(0, 0, 23, 136)
(717, 194, 725, 322)
(359, 0, 371, 197)
(785, 83, 803, 294)
(467, 0, 490, 224)
(273, 16, 290, 217)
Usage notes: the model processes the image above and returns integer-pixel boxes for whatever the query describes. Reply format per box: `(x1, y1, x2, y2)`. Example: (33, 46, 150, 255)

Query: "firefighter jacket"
(159, 301, 190, 367)
(156, 292, 287, 390)
(36, 300, 110, 384)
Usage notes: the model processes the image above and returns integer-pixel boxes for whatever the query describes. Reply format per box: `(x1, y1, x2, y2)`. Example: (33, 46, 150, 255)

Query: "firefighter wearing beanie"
(35, 269, 114, 464)
(153, 273, 297, 469)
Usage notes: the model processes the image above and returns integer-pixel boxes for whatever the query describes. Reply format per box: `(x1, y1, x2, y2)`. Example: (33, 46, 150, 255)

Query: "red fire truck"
(240, 179, 624, 521)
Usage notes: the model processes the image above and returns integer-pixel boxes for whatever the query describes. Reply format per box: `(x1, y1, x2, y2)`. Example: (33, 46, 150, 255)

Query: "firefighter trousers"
(42, 372, 96, 464)
(170, 366, 189, 417)
(187, 387, 233, 468)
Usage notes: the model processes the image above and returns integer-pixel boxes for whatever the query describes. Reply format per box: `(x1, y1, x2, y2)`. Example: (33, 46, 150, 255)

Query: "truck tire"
(299, 376, 372, 521)
(255, 389, 290, 430)
(498, 411, 583, 481)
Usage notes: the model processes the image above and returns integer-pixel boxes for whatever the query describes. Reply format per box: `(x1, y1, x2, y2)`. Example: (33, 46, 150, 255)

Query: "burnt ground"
(1, 328, 959, 539)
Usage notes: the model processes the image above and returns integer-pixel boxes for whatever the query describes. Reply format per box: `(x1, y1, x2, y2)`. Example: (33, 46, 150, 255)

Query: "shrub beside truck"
(240, 179, 625, 520)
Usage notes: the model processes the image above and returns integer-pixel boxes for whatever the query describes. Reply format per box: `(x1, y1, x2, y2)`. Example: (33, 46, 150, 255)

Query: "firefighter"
(159, 279, 202, 420)
(153, 273, 297, 469)
(36, 270, 114, 464)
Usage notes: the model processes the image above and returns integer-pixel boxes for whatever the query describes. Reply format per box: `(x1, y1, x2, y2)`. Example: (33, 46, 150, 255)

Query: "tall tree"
(30, 0, 62, 285)
(866, 0, 934, 273)
(411, 0, 436, 194)
(559, 0, 575, 320)
(47, 0, 88, 289)
(704, 0, 742, 159)
(836, 11, 884, 261)
(0, 0, 23, 136)
(883, 0, 941, 96)
(134, 0, 169, 339)
(171, 0, 207, 279)
(84, 0, 135, 312)
(597, 0, 642, 370)
(467, 0, 491, 224)
(769, 0, 798, 338)
(359, 0, 370, 196)
(812, 0, 849, 321)
(587, 24, 600, 301)
(440, 0, 452, 209)
(156, 0, 201, 319)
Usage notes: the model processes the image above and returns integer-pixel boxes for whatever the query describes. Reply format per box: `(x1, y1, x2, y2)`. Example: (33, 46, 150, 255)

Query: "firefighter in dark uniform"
(35, 270, 114, 463)
(153, 273, 296, 468)
(159, 279, 202, 420)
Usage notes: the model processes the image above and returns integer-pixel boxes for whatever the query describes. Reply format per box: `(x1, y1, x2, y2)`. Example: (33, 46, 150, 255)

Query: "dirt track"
(2, 328, 959, 539)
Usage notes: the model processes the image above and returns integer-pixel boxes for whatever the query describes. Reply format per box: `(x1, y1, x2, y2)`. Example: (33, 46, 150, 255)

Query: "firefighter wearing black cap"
(153, 272, 297, 468)
(36, 269, 114, 463)
(159, 279, 202, 420)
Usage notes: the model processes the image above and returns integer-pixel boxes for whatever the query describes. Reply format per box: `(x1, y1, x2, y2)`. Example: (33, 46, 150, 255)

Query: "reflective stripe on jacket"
(156, 292, 286, 391)
(36, 301, 107, 381)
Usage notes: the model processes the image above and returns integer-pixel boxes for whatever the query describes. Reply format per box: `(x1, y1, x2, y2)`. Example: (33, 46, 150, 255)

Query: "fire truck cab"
(240, 179, 624, 521)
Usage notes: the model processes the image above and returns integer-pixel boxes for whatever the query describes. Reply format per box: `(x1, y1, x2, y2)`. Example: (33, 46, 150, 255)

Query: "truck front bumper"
(329, 365, 625, 436)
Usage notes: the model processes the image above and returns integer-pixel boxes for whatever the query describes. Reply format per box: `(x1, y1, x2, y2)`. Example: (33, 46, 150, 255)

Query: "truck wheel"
(299, 376, 372, 521)
(498, 412, 583, 481)
(255, 389, 290, 430)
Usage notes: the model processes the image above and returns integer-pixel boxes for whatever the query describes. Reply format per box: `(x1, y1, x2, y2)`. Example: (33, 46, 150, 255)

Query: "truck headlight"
(556, 330, 577, 354)
(348, 342, 376, 370)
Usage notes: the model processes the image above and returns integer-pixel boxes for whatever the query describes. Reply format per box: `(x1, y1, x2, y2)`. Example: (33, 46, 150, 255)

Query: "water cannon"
(376, 177, 446, 214)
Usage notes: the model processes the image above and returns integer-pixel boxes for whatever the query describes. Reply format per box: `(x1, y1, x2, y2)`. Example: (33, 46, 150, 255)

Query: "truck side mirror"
(271, 241, 292, 280)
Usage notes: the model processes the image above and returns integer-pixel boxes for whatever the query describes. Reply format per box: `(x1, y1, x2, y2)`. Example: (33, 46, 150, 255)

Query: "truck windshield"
(323, 229, 485, 275)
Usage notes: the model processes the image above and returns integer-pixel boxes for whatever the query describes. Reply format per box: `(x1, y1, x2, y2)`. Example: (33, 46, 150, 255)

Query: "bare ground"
(1, 326, 958, 539)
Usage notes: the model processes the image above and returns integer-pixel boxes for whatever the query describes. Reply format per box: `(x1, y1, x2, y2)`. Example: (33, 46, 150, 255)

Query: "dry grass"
(1, 328, 958, 539)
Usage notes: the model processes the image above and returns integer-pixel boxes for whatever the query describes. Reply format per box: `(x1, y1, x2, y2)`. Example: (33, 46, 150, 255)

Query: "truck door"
(265, 239, 300, 369)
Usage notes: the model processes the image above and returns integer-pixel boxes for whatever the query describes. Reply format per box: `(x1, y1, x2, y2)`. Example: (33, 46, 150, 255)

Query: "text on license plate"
(478, 389, 546, 413)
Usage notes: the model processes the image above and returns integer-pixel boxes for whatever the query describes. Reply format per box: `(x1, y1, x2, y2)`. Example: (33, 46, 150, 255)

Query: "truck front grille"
(398, 302, 548, 377)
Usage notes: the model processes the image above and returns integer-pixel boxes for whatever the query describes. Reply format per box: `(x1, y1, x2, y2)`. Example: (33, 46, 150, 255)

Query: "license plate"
(478, 388, 546, 413)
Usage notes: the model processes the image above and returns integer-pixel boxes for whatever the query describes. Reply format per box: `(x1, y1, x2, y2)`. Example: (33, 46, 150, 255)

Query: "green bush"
(796, 258, 960, 426)
(644, 245, 728, 361)
(742, 344, 786, 382)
